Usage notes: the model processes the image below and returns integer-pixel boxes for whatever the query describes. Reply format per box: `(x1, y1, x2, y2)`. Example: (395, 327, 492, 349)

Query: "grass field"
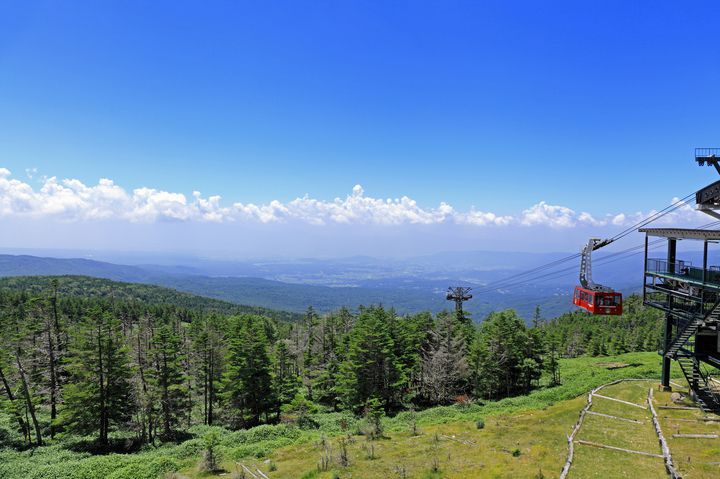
(655, 381, 720, 478)
(570, 380, 667, 479)
(4, 352, 718, 479)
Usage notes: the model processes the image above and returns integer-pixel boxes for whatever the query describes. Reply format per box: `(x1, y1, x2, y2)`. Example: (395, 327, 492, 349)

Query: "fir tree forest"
(0, 276, 665, 478)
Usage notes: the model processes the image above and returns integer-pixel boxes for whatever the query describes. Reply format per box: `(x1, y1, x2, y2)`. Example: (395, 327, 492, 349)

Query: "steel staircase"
(676, 354, 720, 411)
(665, 299, 720, 358)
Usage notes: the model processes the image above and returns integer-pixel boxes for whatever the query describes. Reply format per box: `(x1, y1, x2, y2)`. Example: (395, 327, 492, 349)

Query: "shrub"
(407, 409, 419, 436)
(201, 430, 222, 472)
(281, 394, 320, 428)
(165, 437, 205, 459)
(26, 454, 135, 479)
(105, 458, 180, 479)
(142, 457, 181, 478)
(338, 438, 349, 467)
(453, 394, 471, 408)
(475, 419, 485, 429)
(311, 412, 357, 435)
(223, 424, 301, 446)
(362, 397, 384, 440)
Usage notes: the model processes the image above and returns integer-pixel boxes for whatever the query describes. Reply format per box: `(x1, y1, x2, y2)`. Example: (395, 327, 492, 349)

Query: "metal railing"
(646, 258, 720, 285)
(696, 147, 720, 160)
(647, 258, 690, 275)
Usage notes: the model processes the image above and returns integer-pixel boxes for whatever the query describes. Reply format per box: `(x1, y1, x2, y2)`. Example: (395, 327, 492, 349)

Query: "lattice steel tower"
(446, 286, 472, 322)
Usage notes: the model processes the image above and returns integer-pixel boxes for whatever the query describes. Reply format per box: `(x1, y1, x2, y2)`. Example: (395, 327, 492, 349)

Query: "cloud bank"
(0, 168, 705, 229)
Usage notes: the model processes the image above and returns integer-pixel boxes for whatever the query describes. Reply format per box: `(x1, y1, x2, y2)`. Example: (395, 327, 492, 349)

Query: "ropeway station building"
(640, 149, 720, 410)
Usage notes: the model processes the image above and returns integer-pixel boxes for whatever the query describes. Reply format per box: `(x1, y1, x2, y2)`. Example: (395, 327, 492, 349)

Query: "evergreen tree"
(149, 321, 190, 439)
(220, 315, 276, 428)
(545, 337, 561, 386)
(59, 309, 134, 445)
(273, 339, 300, 416)
(2, 293, 45, 446)
(470, 310, 539, 399)
(420, 312, 468, 404)
(190, 314, 224, 426)
(390, 311, 432, 404)
(336, 306, 401, 412)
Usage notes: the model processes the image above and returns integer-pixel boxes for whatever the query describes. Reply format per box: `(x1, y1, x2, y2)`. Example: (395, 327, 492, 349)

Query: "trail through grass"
(3, 352, 707, 479)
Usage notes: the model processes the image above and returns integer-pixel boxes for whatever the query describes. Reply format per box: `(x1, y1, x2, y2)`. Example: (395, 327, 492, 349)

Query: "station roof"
(639, 227, 720, 240)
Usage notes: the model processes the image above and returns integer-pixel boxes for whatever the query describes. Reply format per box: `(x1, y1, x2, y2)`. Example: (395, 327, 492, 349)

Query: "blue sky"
(1, 1, 719, 257)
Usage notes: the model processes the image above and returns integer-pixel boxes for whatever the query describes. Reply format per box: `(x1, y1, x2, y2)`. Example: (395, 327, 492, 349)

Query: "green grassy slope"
(1, 352, 699, 479)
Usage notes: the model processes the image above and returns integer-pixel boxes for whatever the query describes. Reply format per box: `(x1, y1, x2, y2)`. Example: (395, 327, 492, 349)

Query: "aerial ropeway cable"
(474, 238, 669, 294)
(606, 192, 695, 243)
(473, 194, 696, 296)
(472, 194, 711, 316)
(572, 192, 695, 315)
(476, 220, 720, 295)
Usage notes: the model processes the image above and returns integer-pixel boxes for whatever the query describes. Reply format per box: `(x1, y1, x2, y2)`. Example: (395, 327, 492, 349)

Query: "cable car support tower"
(446, 286, 472, 323)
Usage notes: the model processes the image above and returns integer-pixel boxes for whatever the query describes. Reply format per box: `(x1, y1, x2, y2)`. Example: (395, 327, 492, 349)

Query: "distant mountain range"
(0, 247, 657, 320)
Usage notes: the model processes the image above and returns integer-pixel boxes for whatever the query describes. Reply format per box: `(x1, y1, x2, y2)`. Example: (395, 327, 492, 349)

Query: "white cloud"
(0, 167, 710, 229)
(520, 201, 578, 228)
(458, 209, 513, 226)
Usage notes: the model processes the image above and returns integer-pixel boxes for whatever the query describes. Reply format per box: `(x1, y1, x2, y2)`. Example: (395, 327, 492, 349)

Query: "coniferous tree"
(2, 293, 45, 446)
(421, 312, 468, 404)
(545, 337, 561, 386)
(131, 314, 156, 443)
(336, 306, 401, 412)
(470, 310, 538, 400)
(221, 315, 276, 428)
(390, 311, 432, 404)
(191, 314, 224, 426)
(59, 309, 134, 445)
(273, 339, 300, 417)
(0, 359, 29, 443)
(0, 296, 31, 444)
(149, 321, 189, 439)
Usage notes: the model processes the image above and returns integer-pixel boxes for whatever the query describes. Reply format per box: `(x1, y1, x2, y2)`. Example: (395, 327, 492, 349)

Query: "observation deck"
(640, 227, 720, 408)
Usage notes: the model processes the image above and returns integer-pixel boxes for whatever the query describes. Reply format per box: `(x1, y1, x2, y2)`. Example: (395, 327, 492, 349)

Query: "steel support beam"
(661, 238, 677, 391)
(643, 234, 649, 304)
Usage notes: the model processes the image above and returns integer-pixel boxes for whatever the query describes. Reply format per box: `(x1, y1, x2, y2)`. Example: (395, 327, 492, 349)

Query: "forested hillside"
(543, 295, 664, 357)
(0, 276, 302, 322)
(0, 278, 667, 478)
(0, 253, 593, 319)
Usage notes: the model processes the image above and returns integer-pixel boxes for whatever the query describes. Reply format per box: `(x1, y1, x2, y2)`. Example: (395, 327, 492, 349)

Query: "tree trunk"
(208, 346, 214, 425)
(97, 321, 107, 445)
(162, 351, 171, 438)
(203, 349, 208, 425)
(15, 351, 43, 446)
(136, 329, 150, 444)
(51, 281, 64, 353)
(0, 365, 29, 441)
(46, 318, 58, 439)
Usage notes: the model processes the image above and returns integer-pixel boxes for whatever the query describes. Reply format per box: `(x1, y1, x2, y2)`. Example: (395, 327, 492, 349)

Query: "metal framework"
(639, 149, 720, 410)
(695, 148, 720, 219)
(446, 286, 472, 322)
(579, 238, 613, 291)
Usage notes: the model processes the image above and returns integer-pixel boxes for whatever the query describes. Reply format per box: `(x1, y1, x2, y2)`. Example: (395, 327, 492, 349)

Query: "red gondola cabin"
(573, 287, 622, 315)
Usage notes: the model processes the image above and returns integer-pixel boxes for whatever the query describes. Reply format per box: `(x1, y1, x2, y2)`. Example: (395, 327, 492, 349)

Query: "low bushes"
(0, 352, 677, 479)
